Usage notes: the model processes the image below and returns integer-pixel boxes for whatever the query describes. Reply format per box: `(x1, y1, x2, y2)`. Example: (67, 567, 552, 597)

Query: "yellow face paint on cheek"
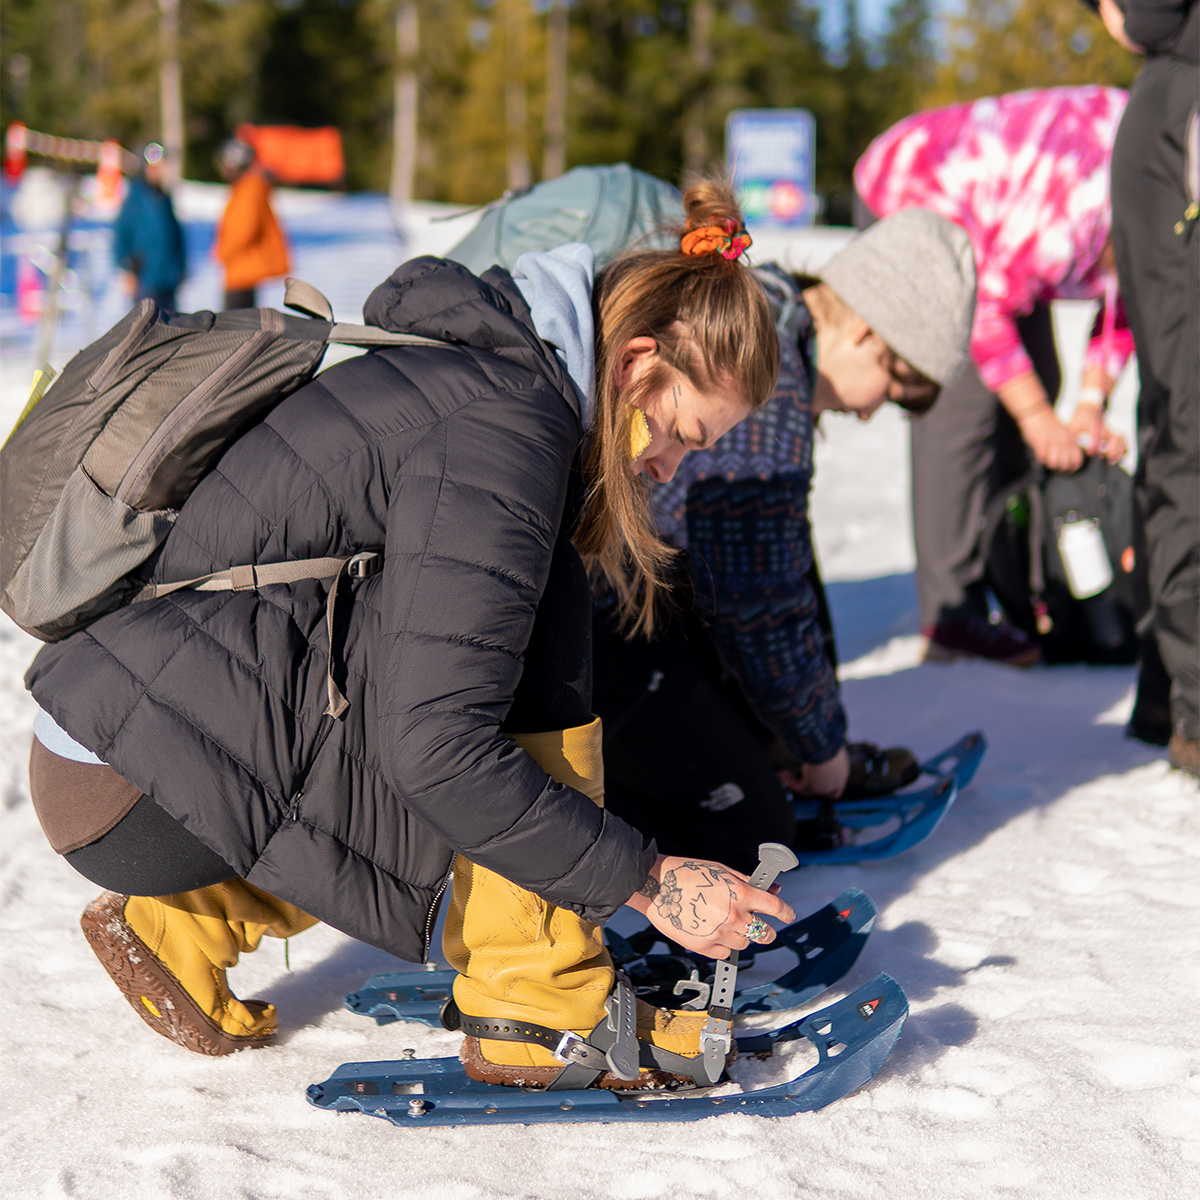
(626, 407, 653, 461)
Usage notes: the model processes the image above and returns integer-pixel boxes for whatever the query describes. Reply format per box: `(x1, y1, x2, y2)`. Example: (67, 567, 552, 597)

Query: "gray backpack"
(444, 163, 684, 275)
(1, 281, 440, 711)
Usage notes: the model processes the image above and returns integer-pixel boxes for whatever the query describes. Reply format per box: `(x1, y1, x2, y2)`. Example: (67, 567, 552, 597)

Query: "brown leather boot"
(81, 881, 318, 1055)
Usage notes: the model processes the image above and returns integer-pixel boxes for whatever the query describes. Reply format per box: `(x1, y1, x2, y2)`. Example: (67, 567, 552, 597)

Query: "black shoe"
(841, 742, 920, 800)
(923, 616, 1041, 667)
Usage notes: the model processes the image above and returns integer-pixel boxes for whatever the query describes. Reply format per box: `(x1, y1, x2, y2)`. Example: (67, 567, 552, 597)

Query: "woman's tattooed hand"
(641, 860, 738, 936)
(627, 854, 795, 959)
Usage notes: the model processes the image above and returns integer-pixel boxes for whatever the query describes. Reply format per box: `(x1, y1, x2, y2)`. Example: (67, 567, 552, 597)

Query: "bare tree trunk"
(683, 0, 715, 178)
(158, 0, 184, 186)
(390, 1, 419, 205)
(504, 0, 531, 191)
(542, 0, 568, 181)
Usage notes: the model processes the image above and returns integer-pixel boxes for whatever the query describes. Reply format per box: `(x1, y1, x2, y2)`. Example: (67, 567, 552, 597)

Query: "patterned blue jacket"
(651, 266, 847, 766)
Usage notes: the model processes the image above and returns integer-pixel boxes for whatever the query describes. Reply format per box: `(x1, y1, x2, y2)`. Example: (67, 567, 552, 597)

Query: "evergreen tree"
(876, 0, 936, 127)
(930, 0, 1138, 104)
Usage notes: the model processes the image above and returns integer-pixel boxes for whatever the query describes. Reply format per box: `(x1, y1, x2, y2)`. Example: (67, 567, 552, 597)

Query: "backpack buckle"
(347, 552, 381, 579)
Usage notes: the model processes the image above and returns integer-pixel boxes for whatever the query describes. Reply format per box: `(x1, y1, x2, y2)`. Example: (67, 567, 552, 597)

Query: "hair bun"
(679, 178, 751, 261)
(681, 220, 752, 260)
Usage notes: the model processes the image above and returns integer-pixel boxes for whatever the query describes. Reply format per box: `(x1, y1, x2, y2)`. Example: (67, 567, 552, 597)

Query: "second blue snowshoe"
(344, 886, 877, 1028)
(790, 730, 986, 864)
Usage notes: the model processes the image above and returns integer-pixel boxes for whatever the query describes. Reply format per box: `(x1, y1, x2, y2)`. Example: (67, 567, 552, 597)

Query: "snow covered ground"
(1, 187, 1197, 1200)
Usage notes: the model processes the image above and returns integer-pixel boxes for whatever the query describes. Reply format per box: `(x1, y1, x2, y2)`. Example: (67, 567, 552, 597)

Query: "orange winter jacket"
(215, 169, 290, 290)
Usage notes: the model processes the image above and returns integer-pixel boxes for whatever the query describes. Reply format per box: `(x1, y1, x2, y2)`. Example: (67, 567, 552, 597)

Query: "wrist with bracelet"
(1076, 386, 1107, 412)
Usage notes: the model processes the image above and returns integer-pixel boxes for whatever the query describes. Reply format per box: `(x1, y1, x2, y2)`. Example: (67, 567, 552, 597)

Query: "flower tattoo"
(644, 861, 737, 935)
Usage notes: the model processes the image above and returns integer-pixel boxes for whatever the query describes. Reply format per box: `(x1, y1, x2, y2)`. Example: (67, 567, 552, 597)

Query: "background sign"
(726, 108, 817, 227)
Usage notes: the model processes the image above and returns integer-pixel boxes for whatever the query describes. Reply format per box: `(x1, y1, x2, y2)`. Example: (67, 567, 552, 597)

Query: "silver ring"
(744, 916, 770, 943)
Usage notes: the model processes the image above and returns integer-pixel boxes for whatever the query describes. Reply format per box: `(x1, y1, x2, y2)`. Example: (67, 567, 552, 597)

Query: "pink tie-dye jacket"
(854, 86, 1133, 395)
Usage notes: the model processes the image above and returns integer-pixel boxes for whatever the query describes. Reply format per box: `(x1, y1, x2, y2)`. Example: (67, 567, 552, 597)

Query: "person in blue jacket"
(112, 143, 186, 309)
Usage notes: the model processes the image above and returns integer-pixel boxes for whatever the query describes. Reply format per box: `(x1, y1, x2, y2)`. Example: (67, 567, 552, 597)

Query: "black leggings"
(65, 795, 236, 895)
(591, 603, 797, 876)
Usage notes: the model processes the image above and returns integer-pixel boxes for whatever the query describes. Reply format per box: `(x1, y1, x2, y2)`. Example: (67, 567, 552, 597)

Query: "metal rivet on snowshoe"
(407, 1098, 427, 1116)
(402, 1048, 415, 1060)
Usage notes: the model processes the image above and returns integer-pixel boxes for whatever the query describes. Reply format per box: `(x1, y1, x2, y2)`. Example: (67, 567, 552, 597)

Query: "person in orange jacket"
(214, 139, 290, 309)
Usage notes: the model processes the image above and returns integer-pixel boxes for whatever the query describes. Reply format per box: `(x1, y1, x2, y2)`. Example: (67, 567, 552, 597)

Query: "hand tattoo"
(647, 861, 736, 935)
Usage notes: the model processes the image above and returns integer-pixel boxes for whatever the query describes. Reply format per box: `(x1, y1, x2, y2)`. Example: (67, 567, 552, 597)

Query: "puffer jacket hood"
(363, 257, 582, 422)
(27, 256, 653, 963)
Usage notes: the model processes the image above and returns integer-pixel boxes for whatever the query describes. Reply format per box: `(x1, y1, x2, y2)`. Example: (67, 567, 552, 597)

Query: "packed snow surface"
(1, 184, 1197, 1200)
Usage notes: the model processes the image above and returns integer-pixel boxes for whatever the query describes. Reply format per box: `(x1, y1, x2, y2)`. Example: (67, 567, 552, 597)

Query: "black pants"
(29, 738, 238, 895)
(1111, 56, 1200, 740)
(592, 602, 801, 876)
(909, 306, 1060, 630)
(67, 794, 237, 894)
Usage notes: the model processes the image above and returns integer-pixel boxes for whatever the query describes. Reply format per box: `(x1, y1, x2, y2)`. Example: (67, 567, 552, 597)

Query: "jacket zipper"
(422, 865, 453, 964)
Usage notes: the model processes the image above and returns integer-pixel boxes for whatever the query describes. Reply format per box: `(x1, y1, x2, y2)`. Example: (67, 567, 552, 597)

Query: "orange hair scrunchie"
(680, 218, 752, 261)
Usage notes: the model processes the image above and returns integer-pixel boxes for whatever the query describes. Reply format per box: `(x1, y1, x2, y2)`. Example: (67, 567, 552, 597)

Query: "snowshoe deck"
(344, 887, 877, 1027)
(309, 973, 908, 1127)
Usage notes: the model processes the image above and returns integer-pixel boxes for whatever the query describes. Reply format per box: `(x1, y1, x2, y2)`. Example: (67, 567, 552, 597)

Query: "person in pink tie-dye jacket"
(854, 85, 1134, 665)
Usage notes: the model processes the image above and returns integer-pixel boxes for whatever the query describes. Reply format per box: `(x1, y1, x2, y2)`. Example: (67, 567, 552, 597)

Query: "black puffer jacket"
(27, 257, 654, 961)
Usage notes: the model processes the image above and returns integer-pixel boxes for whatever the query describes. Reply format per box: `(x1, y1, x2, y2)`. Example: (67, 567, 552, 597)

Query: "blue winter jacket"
(112, 177, 186, 296)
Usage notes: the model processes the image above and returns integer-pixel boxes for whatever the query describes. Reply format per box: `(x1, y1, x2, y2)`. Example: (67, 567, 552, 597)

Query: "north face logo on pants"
(699, 783, 745, 813)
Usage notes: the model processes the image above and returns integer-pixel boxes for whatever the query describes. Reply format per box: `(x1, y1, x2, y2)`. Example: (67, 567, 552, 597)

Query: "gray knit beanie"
(818, 208, 977, 386)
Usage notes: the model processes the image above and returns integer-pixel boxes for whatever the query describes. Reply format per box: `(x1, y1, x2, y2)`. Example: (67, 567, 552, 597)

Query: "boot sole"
(80, 892, 276, 1056)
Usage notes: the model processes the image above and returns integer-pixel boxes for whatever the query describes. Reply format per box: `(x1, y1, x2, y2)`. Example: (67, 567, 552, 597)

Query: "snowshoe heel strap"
(452, 1010, 612, 1090)
(451, 976, 642, 1091)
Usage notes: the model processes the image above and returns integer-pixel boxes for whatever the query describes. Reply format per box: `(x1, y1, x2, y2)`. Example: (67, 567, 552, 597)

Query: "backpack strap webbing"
(282, 276, 450, 351)
(132, 551, 382, 719)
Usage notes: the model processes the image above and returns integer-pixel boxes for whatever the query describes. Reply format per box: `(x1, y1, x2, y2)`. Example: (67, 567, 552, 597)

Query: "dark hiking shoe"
(1168, 733, 1200, 782)
(842, 742, 920, 799)
(922, 616, 1041, 667)
(80, 892, 276, 1056)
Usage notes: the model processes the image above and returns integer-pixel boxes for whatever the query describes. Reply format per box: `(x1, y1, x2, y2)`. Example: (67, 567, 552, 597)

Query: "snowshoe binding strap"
(699, 842, 799, 1083)
(442, 976, 644, 1090)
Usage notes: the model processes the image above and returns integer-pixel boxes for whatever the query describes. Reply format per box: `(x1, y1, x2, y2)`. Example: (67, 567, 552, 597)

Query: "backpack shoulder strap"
(326, 323, 448, 349)
(282, 276, 450, 351)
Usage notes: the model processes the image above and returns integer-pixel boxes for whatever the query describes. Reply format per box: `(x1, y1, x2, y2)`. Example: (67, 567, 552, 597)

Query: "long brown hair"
(574, 178, 780, 636)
